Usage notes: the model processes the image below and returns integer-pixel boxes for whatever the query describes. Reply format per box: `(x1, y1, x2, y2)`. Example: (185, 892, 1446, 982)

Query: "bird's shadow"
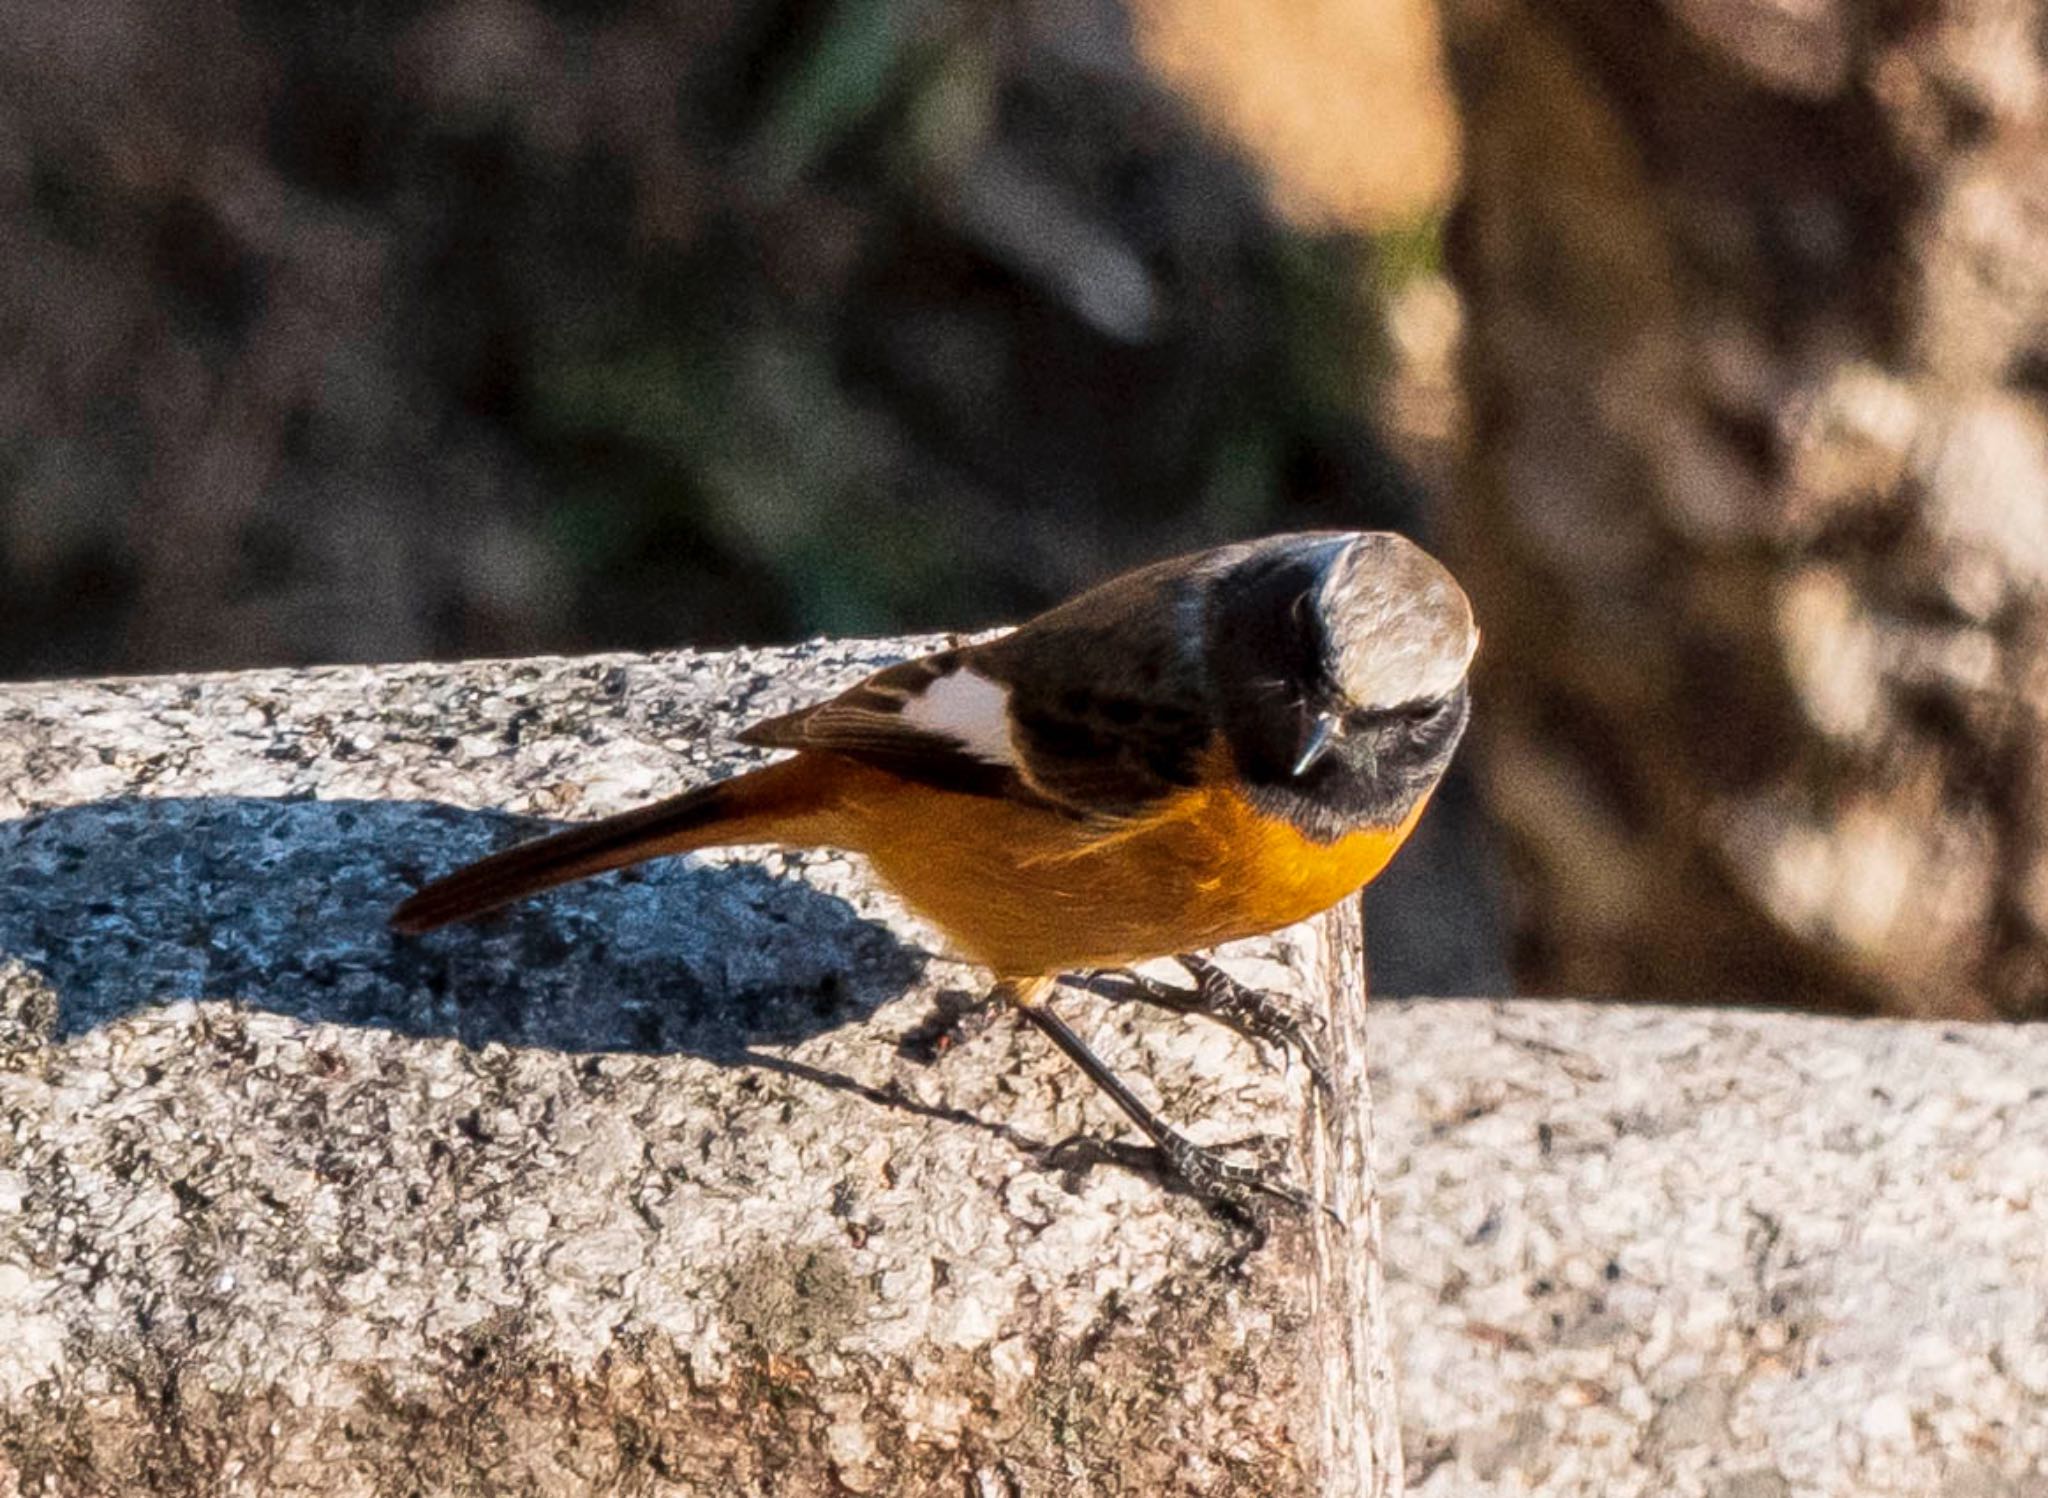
(0, 794, 931, 1060)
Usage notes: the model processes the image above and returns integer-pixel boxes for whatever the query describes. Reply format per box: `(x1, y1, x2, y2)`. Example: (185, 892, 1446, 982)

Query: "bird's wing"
(738, 554, 1228, 821)
(738, 648, 1036, 802)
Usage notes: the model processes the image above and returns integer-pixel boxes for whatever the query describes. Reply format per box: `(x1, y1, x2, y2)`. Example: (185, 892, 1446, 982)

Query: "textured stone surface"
(1374, 999, 2048, 1497)
(0, 643, 1397, 1496)
(8, 644, 2043, 1495)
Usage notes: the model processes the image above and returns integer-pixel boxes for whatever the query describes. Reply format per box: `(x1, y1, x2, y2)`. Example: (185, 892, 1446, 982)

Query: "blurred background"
(5, 0, 2046, 1019)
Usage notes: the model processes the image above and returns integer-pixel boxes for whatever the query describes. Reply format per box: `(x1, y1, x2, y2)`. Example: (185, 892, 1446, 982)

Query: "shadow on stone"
(1, 795, 928, 1057)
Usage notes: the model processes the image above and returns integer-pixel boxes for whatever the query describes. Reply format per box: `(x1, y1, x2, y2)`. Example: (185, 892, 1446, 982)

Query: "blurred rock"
(1127, 0, 1460, 232)
(1442, 0, 2048, 1017)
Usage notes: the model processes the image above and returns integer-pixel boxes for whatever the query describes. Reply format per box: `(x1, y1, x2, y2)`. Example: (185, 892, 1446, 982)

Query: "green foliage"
(1368, 213, 1446, 293)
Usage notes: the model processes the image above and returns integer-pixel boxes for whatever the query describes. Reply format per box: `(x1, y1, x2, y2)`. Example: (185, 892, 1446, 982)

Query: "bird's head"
(1206, 530, 1477, 838)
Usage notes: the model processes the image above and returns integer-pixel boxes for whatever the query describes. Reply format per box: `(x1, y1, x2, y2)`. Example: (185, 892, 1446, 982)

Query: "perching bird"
(392, 531, 1476, 1210)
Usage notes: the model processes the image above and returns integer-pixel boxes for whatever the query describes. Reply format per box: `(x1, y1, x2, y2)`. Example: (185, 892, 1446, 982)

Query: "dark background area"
(0, 0, 1442, 680)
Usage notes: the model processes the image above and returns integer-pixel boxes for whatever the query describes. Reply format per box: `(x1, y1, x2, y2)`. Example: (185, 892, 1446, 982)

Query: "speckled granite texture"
(0, 644, 1396, 1497)
(1374, 1000, 2048, 1498)
(9, 647, 2037, 1497)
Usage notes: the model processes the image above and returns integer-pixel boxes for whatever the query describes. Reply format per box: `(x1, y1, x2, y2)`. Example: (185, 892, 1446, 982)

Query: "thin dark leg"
(1016, 999, 1323, 1217)
(1072, 955, 1332, 1101)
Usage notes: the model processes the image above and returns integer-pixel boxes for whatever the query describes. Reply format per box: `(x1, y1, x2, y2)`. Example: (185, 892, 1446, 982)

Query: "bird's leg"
(1073, 955, 1331, 1102)
(1007, 984, 1324, 1219)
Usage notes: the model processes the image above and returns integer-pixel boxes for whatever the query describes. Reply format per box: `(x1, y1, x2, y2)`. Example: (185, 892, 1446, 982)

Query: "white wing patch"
(900, 667, 1017, 765)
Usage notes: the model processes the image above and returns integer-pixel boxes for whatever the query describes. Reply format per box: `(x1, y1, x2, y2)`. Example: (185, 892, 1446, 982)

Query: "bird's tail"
(389, 756, 830, 934)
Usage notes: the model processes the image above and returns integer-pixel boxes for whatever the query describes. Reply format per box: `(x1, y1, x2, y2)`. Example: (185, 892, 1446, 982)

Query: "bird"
(391, 530, 1476, 1211)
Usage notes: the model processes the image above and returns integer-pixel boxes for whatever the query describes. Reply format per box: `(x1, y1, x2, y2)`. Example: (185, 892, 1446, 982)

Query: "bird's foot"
(1076, 955, 1332, 1101)
(1157, 1126, 1337, 1223)
(1044, 1127, 1335, 1227)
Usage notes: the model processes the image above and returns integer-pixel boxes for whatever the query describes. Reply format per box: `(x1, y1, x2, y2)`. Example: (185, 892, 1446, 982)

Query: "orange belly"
(811, 759, 1429, 978)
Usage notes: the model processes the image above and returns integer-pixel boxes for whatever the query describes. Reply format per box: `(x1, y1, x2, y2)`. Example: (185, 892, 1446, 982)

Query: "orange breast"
(814, 758, 1430, 979)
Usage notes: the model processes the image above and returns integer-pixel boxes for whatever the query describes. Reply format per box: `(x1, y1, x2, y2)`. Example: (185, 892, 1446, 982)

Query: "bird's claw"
(1158, 1129, 1342, 1227)
(1172, 955, 1335, 1103)
(1072, 958, 1334, 1102)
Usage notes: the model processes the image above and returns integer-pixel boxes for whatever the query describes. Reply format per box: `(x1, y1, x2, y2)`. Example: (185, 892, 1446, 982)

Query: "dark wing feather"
(974, 554, 1222, 818)
(740, 653, 950, 753)
(736, 552, 1229, 822)
(737, 651, 1036, 802)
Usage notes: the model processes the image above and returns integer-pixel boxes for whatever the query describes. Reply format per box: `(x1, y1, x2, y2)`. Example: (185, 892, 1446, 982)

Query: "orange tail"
(390, 755, 833, 933)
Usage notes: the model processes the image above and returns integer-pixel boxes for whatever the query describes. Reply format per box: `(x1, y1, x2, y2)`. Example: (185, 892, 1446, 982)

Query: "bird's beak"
(1292, 711, 1340, 777)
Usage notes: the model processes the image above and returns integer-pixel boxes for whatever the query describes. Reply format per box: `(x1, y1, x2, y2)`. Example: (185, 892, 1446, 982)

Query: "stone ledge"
(1374, 999, 2048, 1498)
(0, 643, 1396, 1496)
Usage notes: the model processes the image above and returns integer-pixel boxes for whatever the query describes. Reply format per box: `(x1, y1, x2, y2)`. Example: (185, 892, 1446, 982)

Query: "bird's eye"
(1398, 699, 1444, 727)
